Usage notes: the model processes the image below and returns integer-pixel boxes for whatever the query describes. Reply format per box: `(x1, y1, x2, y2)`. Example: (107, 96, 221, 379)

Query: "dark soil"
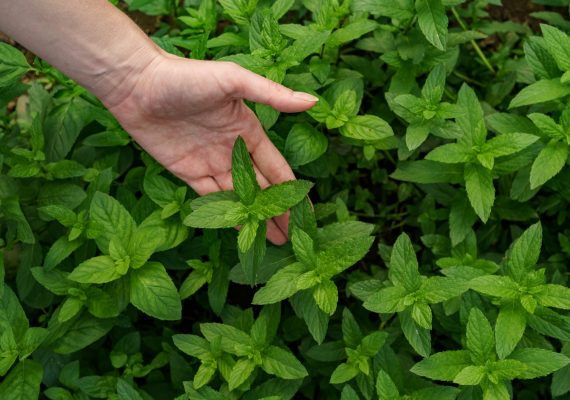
(487, 0, 569, 30)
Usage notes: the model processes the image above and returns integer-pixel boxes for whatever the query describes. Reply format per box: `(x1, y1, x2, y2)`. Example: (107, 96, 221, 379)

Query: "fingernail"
(293, 91, 319, 102)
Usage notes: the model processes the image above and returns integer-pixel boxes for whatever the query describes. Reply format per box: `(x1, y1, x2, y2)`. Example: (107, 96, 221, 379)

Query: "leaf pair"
(469, 223, 570, 358)
(362, 233, 467, 357)
(392, 64, 458, 150)
(62, 192, 180, 321)
(412, 308, 570, 400)
(174, 304, 307, 392)
(185, 137, 313, 284)
(253, 221, 375, 317)
(425, 85, 538, 222)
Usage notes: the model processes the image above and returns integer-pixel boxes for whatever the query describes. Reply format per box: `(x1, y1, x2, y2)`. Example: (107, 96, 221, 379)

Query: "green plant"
(3, 1, 570, 399)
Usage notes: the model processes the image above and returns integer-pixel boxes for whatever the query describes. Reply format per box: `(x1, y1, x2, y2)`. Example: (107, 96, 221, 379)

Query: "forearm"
(0, 0, 163, 106)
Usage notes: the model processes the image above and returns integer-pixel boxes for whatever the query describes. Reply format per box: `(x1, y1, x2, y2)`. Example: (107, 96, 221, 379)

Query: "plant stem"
(451, 7, 496, 75)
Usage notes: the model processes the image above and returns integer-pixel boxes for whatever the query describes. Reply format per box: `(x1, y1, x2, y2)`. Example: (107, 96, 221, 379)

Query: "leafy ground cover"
(2, 0, 570, 399)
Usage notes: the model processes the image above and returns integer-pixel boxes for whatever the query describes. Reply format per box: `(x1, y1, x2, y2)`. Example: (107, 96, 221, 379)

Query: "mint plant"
(184, 137, 312, 285)
(411, 308, 570, 400)
(360, 233, 467, 357)
(2, 2, 570, 399)
(391, 63, 458, 151)
(470, 223, 570, 358)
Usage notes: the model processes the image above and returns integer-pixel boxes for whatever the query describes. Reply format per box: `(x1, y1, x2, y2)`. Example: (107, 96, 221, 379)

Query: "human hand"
(105, 53, 318, 245)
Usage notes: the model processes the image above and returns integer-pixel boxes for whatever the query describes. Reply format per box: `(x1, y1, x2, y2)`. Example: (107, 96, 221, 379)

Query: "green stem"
(453, 70, 484, 87)
(451, 7, 496, 75)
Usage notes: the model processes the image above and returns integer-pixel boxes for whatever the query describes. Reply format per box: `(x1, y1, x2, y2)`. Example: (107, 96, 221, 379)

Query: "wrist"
(94, 42, 165, 109)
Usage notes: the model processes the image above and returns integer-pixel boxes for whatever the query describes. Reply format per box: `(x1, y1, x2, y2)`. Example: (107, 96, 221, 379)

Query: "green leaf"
(466, 308, 495, 365)
(290, 197, 317, 238)
(271, 0, 294, 19)
(232, 136, 260, 205)
(342, 308, 363, 349)
(534, 284, 570, 309)
(31, 267, 74, 296)
(360, 331, 388, 357)
(453, 365, 485, 385)
(509, 348, 570, 379)
(291, 228, 316, 267)
(421, 276, 467, 303)
(0, 359, 43, 400)
(90, 192, 136, 252)
(340, 115, 394, 141)
(527, 113, 564, 138)
(284, 123, 328, 167)
(68, 256, 121, 284)
(507, 222, 542, 282)
(127, 226, 165, 269)
(524, 36, 560, 79)
(415, 0, 447, 50)
(411, 350, 472, 381)
(482, 382, 510, 400)
(328, 19, 378, 47)
(185, 200, 247, 229)
(0, 43, 31, 86)
(363, 286, 408, 314)
(316, 235, 375, 277)
(19, 327, 48, 358)
(509, 79, 570, 109)
(200, 323, 251, 354)
(44, 236, 83, 270)
(469, 275, 519, 298)
(330, 362, 360, 384)
(530, 141, 569, 189)
(44, 97, 93, 162)
(194, 364, 217, 390)
(50, 314, 113, 354)
(457, 84, 486, 147)
(238, 219, 260, 253)
(84, 287, 120, 319)
(552, 344, 570, 397)
(411, 302, 432, 329)
(390, 233, 422, 292)
(541, 24, 570, 71)
(313, 280, 338, 315)
(355, 0, 414, 20)
(58, 297, 83, 322)
(481, 133, 539, 158)
(291, 290, 329, 344)
(228, 358, 256, 391)
(129, 262, 181, 321)
(116, 378, 144, 400)
(464, 163, 495, 223)
(405, 123, 430, 151)
(143, 173, 178, 208)
(495, 302, 526, 359)
(376, 369, 400, 399)
(172, 334, 211, 359)
(252, 262, 306, 304)
(400, 309, 431, 357)
(279, 30, 330, 63)
(491, 359, 528, 381)
(238, 221, 267, 285)
(449, 194, 477, 246)
(261, 345, 308, 379)
(425, 143, 472, 164)
(249, 9, 286, 55)
(249, 180, 313, 220)
(340, 385, 360, 400)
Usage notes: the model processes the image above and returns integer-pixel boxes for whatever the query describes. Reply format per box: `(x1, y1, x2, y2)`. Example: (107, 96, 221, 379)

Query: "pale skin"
(0, 0, 318, 244)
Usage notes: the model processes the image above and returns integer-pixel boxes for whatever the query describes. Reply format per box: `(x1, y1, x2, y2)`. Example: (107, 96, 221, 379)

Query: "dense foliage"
(2, 0, 570, 399)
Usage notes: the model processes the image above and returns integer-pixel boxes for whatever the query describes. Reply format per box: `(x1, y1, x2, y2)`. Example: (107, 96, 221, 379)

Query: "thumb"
(226, 62, 319, 113)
